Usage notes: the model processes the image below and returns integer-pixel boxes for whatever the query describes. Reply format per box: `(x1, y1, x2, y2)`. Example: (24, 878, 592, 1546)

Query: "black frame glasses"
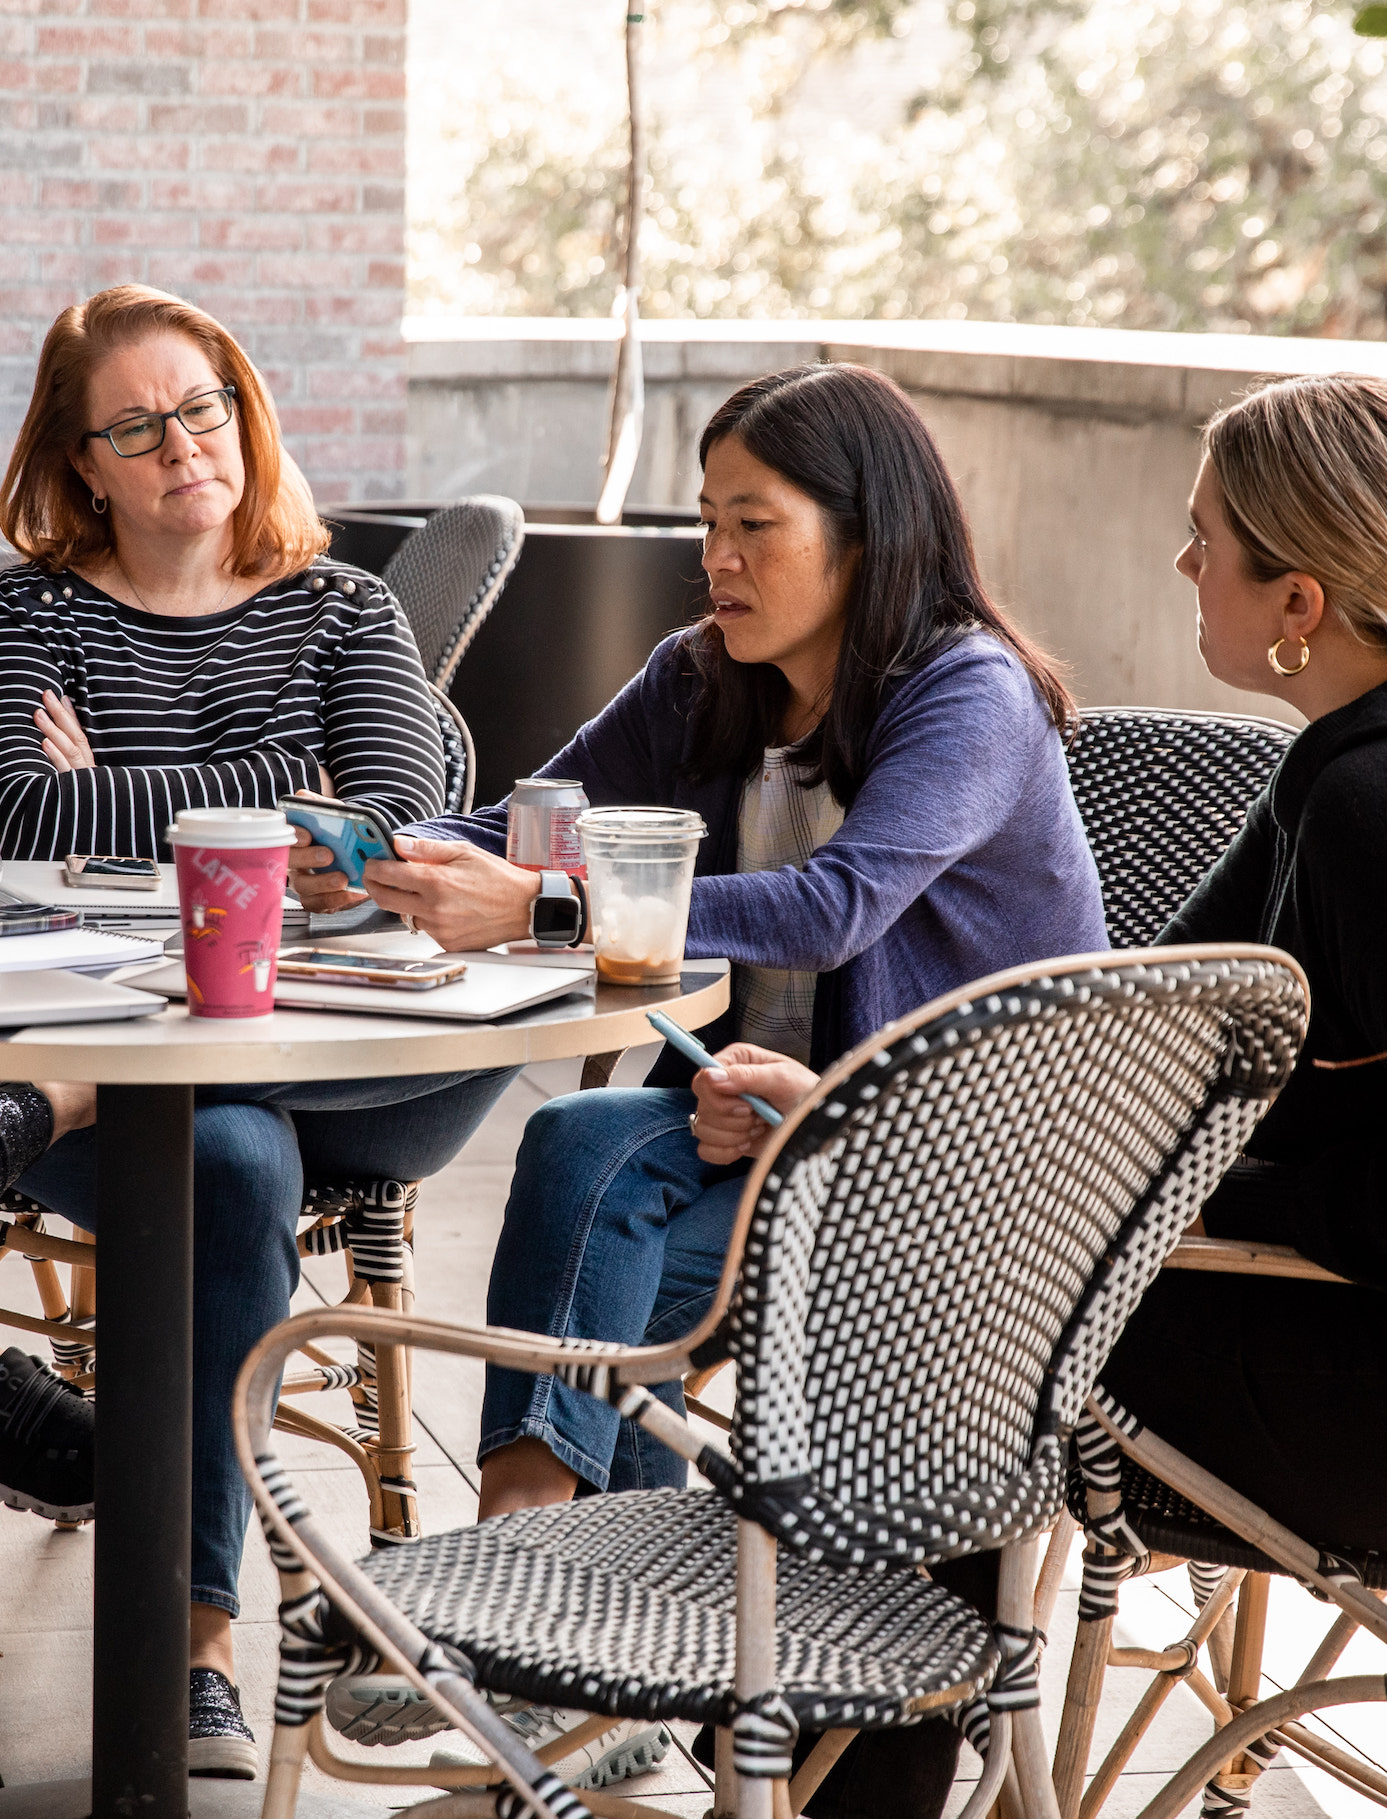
(80, 384, 238, 459)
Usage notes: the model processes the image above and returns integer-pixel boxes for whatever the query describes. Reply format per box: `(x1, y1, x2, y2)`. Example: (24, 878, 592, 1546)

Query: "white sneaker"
(431, 1703, 671, 1790)
(325, 1673, 454, 1746)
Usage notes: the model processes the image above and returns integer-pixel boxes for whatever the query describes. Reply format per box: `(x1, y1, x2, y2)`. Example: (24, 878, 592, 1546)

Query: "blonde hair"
(0, 284, 330, 578)
(1203, 373, 1387, 652)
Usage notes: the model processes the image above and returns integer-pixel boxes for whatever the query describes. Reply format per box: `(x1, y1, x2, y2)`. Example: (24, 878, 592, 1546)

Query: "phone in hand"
(276, 947, 468, 990)
(64, 855, 161, 890)
(279, 794, 398, 891)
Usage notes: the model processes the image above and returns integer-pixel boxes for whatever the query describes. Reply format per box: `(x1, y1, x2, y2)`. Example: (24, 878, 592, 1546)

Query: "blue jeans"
(481, 1088, 747, 1492)
(19, 1065, 519, 1615)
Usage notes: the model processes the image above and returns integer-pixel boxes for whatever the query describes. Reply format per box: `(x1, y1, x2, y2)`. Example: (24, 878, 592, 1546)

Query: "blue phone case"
(282, 803, 395, 890)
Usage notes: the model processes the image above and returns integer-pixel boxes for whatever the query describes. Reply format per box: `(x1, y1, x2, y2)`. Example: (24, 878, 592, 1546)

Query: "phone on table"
(276, 947, 469, 991)
(278, 794, 397, 891)
(645, 1010, 784, 1127)
(0, 889, 82, 936)
(63, 854, 161, 890)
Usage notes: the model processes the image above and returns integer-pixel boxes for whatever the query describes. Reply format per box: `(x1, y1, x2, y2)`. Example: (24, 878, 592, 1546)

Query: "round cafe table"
(0, 956, 729, 1819)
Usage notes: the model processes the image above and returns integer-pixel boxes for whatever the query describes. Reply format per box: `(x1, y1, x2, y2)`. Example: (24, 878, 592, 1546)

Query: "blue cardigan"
(404, 629, 1109, 1072)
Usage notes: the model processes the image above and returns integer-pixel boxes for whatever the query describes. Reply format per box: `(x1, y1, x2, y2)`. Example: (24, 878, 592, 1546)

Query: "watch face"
(533, 891, 581, 943)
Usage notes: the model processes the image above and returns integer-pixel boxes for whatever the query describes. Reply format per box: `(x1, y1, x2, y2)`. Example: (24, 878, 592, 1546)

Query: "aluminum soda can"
(506, 778, 589, 876)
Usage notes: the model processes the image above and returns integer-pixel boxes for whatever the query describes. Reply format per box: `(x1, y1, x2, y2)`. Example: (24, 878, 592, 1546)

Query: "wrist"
(528, 868, 584, 947)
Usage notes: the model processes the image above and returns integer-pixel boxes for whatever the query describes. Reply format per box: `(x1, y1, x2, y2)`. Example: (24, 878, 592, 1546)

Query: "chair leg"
(998, 1537, 1061, 1819)
(580, 1048, 627, 1091)
(1079, 1569, 1243, 1819)
(262, 1721, 311, 1819)
(367, 1278, 419, 1542)
(1053, 1595, 1113, 1819)
(1200, 1574, 1271, 1819)
(1036, 1515, 1077, 1638)
(714, 1726, 737, 1818)
(734, 1517, 787, 1819)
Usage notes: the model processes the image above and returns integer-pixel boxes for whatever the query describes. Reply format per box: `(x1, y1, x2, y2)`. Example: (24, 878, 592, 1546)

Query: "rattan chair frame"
(233, 944, 1306, 1819)
(0, 1180, 427, 1540)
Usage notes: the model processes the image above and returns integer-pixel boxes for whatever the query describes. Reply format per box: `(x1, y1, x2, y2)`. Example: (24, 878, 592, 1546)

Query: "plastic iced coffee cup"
(167, 807, 294, 1019)
(576, 808, 707, 986)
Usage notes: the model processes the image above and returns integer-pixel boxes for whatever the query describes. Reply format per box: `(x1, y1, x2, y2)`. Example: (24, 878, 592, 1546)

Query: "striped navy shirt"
(0, 560, 445, 859)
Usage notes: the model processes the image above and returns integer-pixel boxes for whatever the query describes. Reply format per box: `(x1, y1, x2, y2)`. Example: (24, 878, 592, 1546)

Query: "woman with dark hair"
(294, 362, 1108, 1791)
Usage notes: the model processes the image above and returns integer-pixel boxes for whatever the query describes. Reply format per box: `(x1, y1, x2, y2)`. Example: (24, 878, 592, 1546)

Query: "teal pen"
(646, 1010, 785, 1127)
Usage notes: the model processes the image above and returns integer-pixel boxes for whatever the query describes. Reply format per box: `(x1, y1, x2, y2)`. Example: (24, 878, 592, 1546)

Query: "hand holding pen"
(647, 1012, 821, 1164)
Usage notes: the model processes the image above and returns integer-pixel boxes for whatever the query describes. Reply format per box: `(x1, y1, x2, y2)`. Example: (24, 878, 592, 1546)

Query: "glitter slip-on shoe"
(188, 1667, 257, 1779)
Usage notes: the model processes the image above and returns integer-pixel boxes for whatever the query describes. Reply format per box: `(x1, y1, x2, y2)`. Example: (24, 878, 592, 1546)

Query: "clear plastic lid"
(575, 807, 707, 844)
(167, 807, 294, 849)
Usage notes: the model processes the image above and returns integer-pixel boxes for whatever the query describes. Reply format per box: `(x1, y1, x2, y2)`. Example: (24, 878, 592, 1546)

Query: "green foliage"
(411, 0, 1387, 338)
(1354, 7, 1387, 36)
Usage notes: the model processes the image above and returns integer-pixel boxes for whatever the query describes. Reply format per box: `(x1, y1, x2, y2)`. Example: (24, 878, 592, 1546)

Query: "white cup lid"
(167, 807, 294, 849)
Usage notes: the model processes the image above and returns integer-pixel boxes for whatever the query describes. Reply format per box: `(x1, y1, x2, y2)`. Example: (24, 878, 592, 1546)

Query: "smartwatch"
(530, 869, 583, 948)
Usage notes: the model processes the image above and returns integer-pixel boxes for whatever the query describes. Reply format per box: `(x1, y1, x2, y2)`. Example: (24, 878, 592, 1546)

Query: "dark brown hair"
(0, 284, 329, 578)
(686, 362, 1075, 804)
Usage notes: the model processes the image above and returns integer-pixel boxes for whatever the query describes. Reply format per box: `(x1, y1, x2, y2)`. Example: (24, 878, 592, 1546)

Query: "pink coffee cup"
(168, 808, 294, 1019)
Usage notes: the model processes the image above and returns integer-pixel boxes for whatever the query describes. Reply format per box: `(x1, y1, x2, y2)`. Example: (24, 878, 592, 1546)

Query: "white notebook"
(0, 928, 165, 974)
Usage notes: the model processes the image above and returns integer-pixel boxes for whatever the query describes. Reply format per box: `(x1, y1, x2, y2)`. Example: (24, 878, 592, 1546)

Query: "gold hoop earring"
(91, 493, 107, 515)
(1268, 636, 1310, 677)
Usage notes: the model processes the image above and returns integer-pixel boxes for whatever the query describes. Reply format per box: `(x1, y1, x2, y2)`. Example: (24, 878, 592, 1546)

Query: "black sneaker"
(0, 1346, 94, 1521)
(189, 1668, 257, 1779)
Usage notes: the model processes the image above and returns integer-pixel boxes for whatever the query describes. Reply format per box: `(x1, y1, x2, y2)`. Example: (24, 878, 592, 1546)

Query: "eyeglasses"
(80, 385, 238, 459)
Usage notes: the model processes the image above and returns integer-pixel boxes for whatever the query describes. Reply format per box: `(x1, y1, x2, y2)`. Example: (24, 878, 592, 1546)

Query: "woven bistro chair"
(382, 496, 525, 695)
(234, 945, 1305, 1819)
(1063, 707, 1295, 949)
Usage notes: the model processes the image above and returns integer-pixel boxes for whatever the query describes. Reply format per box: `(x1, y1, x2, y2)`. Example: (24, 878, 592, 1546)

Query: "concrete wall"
(407, 318, 1387, 723)
(0, 0, 408, 502)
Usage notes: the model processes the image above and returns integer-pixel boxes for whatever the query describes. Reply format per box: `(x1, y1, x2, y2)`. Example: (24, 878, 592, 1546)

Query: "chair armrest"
(1164, 1236, 1348, 1284)
(240, 1303, 693, 1423)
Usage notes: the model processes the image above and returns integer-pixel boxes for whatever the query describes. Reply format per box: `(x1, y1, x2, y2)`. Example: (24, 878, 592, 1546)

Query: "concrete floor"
(1, 1048, 1382, 1817)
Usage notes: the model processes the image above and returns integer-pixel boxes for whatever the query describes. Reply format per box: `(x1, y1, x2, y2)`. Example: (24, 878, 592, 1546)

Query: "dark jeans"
(481, 1086, 747, 1491)
(19, 1065, 519, 1614)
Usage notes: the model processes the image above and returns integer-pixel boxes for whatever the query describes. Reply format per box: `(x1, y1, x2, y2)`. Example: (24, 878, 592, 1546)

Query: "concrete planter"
(324, 503, 707, 806)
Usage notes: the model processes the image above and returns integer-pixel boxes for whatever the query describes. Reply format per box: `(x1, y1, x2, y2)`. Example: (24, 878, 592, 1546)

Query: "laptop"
(132, 956, 595, 1023)
(0, 861, 307, 931)
(0, 968, 168, 1027)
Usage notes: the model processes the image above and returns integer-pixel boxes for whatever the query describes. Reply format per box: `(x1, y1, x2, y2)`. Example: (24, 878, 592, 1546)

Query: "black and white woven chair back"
(716, 952, 1304, 1572)
(382, 495, 524, 693)
(1066, 708, 1294, 947)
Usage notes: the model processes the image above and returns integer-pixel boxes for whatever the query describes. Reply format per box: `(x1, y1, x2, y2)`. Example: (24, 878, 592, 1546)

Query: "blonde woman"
(0, 287, 519, 1778)
(1098, 372, 1387, 1550)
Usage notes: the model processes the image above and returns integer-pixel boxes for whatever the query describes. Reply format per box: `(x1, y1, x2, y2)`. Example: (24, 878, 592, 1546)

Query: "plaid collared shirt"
(734, 746, 845, 1064)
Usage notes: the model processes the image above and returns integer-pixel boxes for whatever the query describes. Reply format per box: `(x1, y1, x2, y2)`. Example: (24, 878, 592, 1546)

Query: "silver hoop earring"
(91, 493, 107, 515)
(1268, 636, 1310, 677)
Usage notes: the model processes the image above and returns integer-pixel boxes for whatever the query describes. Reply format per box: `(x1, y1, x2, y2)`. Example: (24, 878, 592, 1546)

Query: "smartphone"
(64, 855, 161, 891)
(279, 794, 397, 891)
(645, 1010, 784, 1127)
(276, 946, 468, 991)
(0, 890, 83, 935)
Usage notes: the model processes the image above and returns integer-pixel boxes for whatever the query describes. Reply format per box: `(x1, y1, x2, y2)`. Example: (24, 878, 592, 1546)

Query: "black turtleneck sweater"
(1162, 677, 1387, 1285)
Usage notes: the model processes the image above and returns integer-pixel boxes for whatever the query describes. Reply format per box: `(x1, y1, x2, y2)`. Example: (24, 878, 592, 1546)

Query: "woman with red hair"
(0, 287, 519, 1777)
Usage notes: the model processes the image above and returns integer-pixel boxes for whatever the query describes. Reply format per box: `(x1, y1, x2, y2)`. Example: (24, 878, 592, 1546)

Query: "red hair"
(0, 284, 329, 577)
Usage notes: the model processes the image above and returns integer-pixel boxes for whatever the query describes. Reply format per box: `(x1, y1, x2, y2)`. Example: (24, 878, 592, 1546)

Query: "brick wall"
(0, 0, 407, 504)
